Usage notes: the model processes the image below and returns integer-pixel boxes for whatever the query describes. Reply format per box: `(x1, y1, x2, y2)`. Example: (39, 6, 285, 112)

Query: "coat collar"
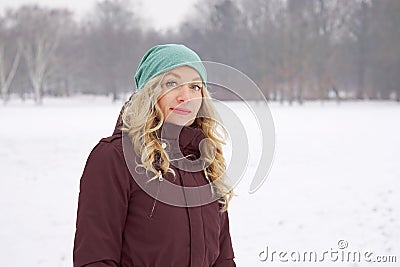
(157, 121, 205, 157)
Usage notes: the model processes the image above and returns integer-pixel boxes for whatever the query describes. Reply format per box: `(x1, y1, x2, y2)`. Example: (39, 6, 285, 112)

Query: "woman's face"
(158, 65, 203, 126)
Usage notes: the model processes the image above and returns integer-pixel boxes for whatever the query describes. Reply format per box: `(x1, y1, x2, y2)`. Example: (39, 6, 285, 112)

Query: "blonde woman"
(73, 44, 236, 267)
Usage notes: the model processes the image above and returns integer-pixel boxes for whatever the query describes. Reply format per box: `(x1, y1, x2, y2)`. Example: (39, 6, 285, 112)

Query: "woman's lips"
(170, 107, 191, 115)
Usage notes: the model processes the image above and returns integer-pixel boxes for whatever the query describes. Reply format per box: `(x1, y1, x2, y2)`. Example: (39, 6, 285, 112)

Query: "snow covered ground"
(0, 96, 399, 266)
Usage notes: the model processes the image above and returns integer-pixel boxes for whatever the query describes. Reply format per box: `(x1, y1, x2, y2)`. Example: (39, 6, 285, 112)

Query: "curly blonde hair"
(120, 72, 235, 211)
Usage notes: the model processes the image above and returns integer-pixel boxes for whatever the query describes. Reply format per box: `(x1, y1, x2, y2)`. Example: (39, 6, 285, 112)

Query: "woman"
(73, 44, 236, 267)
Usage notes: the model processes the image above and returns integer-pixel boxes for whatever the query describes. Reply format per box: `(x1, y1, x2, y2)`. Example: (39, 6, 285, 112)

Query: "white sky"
(0, 0, 197, 32)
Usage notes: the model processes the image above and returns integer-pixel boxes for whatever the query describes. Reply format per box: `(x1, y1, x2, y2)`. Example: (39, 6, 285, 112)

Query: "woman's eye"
(191, 84, 203, 91)
(165, 81, 178, 88)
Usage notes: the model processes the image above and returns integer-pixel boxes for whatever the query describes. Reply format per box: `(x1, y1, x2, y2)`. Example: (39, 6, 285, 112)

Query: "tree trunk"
(0, 45, 21, 104)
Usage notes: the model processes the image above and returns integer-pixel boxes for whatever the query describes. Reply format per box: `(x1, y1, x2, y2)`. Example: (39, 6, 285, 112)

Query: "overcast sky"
(0, 0, 197, 31)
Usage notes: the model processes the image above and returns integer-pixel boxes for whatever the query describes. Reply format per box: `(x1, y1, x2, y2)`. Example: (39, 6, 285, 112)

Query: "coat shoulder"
(84, 133, 139, 193)
(99, 133, 123, 154)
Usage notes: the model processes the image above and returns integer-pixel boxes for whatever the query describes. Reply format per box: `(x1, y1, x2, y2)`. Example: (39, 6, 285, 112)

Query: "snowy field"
(0, 96, 399, 266)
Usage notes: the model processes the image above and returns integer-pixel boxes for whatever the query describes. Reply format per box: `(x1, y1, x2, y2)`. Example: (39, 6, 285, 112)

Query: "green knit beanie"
(134, 44, 207, 90)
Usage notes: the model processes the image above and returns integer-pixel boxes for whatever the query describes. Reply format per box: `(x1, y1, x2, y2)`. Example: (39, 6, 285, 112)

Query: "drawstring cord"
(149, 171, 163, 218)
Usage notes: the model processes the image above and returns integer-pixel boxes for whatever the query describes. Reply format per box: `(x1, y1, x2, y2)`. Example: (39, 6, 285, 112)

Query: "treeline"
(0, 0, 399, 104)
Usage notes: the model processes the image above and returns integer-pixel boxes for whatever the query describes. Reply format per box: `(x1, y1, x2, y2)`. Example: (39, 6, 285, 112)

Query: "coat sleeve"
(73, 141, 131, 267)
(213, 210, 236, 267)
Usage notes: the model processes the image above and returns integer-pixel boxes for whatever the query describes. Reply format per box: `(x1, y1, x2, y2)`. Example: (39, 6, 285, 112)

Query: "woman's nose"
(176, 84, 191, 102)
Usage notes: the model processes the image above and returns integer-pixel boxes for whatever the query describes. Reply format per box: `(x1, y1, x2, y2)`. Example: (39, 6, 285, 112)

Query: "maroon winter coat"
(73, 109, 236, 267)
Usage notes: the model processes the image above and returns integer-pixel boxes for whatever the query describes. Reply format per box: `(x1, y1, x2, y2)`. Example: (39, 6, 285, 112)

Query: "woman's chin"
(164, 117, 195, 127)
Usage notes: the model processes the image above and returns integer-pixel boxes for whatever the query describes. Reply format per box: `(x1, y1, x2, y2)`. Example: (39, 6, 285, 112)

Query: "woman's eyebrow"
(165, 72, 181, 79)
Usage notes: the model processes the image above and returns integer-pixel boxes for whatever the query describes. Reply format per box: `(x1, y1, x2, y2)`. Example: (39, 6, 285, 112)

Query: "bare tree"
(345, 0, 371, 100)
(0, 12, 21, 103)
(368, 0, 400, 101)
(83, 0, 142, 101)
(10, 5, 70, 104)
(45, 13, 78, 97)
